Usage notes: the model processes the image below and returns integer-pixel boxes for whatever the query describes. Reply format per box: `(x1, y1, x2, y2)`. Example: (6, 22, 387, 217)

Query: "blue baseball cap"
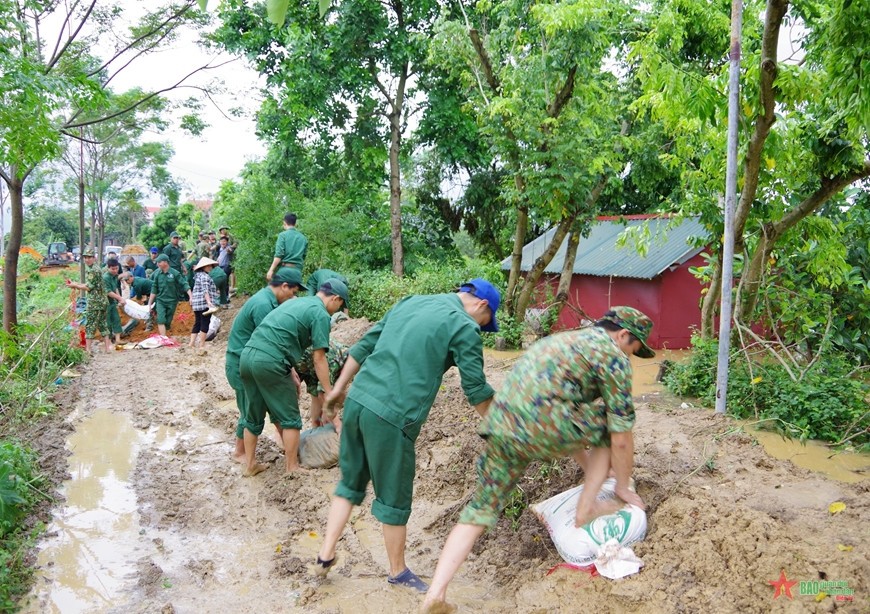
(150, 247, 159, 253)
(459, 278, 500, 332)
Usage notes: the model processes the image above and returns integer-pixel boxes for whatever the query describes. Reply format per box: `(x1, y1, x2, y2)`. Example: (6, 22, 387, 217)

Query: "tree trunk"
(513, 213, 576, 320)
(505, 201, 528, 314)
(736, 162, 870, 321)
(388, 111, 404, 277)
(78, 175, 86, 282)
(2, 176, 24, 334)
(700, 250, 723, 338)
(550, 226, 580, 325)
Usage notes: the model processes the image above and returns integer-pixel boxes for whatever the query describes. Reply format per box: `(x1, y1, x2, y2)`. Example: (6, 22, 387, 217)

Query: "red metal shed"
(501, 215, 710, 350)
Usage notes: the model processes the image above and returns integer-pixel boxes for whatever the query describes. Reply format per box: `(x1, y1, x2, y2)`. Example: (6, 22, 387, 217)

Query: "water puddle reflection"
(23, 409, 170, 613)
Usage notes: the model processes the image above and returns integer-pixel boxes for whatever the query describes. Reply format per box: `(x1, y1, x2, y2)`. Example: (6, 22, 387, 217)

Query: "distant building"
(501, 215, 710, 350)
(190, 199, 213, 214)
(145, 206, 161, 222)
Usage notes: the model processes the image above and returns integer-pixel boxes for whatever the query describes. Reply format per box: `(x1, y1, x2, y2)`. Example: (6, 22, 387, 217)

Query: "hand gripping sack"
(123, 300, 151, 320)
(298, 424, 339, 468)
(532, 478, 647, 566)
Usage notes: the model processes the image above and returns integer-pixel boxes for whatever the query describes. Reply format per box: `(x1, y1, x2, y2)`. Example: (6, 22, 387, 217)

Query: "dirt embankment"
(21, 308, 869, 614)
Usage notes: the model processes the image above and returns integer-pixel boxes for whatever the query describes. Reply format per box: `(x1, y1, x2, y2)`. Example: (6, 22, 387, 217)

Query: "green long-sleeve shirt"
(226, 287, 279, 362)
(307, 269, 348, 293)
(244, 296, 330, 370)
(150, 268, 189, 304)
(273, 228, 308, 267)
(102, 271, 121, 305)
(163, 243, 185, 272)
(347, 293, 494, 439)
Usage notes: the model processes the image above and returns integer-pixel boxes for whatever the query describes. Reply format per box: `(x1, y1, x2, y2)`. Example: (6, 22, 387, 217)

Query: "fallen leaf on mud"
(275, 545, 282, 553)
(308, 532, 318, 538)
(837, 544, 853, 551)
(816, 592, 827, 602)
(828, 501, 846, 515)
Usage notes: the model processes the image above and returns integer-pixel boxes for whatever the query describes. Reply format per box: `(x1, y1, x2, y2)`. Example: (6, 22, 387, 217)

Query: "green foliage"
(482, 313, 527, 350)
(137, 203, 203, 251)
(664, 335, 869, 447)
(0, 442, 44, 539)
(349, 259, 504, 322)
(0, 440, 46, 610)
(21, 205, 79, 248)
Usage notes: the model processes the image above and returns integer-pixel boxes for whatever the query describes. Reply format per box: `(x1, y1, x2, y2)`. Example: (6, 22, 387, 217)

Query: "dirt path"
(20, 312, 869, 613)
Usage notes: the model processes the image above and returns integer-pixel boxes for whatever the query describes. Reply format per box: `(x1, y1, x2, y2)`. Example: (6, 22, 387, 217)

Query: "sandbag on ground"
(532, 478, 647, 566)
(298, 424, 339, 468)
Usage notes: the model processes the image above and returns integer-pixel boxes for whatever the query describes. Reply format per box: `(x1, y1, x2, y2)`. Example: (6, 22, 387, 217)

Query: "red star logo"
(769, 570, 798, 599)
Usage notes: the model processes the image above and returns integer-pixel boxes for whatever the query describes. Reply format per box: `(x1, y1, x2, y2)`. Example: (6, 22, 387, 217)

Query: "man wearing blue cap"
(313, 279, 499, 594)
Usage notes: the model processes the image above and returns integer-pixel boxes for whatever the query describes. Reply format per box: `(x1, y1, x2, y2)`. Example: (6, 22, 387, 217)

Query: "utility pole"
(715, 0, 743, 414)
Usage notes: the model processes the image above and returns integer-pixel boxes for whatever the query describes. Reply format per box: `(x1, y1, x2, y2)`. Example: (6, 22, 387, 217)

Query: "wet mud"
(21, 308, 869, 613)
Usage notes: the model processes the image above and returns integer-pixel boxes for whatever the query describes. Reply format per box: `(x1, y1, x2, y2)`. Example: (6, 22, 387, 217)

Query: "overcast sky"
(109, 25, 267, 205)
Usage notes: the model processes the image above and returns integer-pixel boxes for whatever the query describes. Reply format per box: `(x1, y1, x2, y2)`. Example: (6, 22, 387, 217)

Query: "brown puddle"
(745, 427, 868, 483)
(23, 409, 148, 613)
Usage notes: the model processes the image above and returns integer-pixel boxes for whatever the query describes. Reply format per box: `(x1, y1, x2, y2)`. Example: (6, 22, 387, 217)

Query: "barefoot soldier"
(314, 279, 500, 594)
(421, 307, 654, 612)
(225, 268, 307, 463)
(238, 279, 348, 476)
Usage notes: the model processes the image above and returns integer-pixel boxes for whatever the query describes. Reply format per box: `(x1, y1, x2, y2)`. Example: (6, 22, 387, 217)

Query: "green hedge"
(348, 258, 505, 322)
(664, 334, 869, 448)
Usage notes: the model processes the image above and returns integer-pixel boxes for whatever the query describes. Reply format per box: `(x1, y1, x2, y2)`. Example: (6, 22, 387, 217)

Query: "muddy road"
(21, 312, 869, 613)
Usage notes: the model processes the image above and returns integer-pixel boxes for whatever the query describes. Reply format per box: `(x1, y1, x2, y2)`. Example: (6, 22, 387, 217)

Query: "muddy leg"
(317, 496, 354, 565)
(242, 428, 268, 477)
(281, 428, 306, 472)
(422, 523, 486, 612)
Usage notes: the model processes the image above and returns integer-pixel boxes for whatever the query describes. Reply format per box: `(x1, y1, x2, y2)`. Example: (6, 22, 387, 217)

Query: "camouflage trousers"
(84, 302, 109, 339)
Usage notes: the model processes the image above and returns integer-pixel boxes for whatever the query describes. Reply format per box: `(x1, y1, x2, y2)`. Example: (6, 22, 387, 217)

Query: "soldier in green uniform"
(265, 213, 308, 281)
(421, 307, 654, 612)
(225, 268, 308, 463)
(102, 258, 128, 346)
(239, 279, 348, 477)
(307, 268, 349, 295)
(120, 272, 155, 331)
(314, 279, 499, 593)
(66, 249, 113, 354)
(218, 226, 238, 289)
(143, 247, 159, 277)
(146, 254, 191, 336)
(184, 251, 198, 296)
(209, 263, 230, 308)
(163, 231, 187, 275)
(195, 231, 211, 259)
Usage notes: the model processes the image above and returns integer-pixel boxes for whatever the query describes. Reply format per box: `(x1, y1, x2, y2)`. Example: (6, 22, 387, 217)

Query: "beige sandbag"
(298, 424, 339, 468)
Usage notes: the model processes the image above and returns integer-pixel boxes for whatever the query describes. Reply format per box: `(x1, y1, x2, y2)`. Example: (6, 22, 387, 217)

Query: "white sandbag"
(298, 424, 339, 468)
(532, 478, 647, 566)
(205, 315, 221, 341)
(123, 300, 151, 320)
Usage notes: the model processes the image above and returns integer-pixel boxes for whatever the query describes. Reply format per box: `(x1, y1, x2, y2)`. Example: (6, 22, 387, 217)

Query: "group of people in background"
(70, 225, 239, 352)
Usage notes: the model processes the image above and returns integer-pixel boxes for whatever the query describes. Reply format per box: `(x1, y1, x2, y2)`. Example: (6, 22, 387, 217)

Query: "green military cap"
(600, 306, 655, 358)
(82, 248, 95, 257)
(156, 254, 170, 263)
(320, 278, 349, 308)
(169, 231, 180, 238)
(271, 267, 309, 291)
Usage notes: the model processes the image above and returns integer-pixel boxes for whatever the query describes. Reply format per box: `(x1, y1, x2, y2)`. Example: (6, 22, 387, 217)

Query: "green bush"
(664, 334, 869, 447)
(0, 440, 47, 609)
(349, 258, 504, 322)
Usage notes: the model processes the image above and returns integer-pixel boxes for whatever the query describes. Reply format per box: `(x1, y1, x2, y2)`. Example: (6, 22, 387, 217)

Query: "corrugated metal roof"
(500, 216, 709, 280)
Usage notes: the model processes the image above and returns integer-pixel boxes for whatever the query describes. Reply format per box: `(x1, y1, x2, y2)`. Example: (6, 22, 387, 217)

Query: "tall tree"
(0, 0, 220, 333)
(431, 0, 639, 320)
(631, 0, 870, 336)
(213, 0, 442, 276)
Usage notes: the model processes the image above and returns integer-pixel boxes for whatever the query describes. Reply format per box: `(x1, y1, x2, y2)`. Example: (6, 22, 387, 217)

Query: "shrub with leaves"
(664, 334, 869, 448)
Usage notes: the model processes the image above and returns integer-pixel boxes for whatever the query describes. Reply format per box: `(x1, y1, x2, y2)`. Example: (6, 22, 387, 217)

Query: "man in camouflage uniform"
(295, 339, 349, 430)
(421, 306, 655, 612)
(66, 249, 113, 353)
